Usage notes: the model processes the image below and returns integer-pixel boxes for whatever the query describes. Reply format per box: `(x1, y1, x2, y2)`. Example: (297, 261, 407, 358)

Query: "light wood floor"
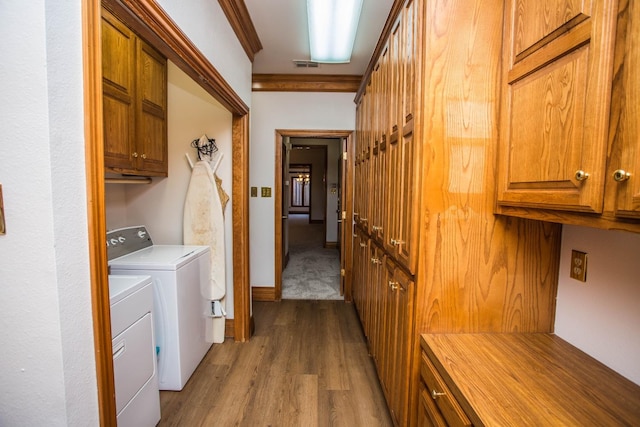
(158, 300, 393, 426)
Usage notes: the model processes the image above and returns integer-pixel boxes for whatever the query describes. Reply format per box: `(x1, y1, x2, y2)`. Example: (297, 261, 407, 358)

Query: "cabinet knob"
(371, 257, 381, 265)
(388, 281, 399, 291)
(141, 153, 147, 160)
(360, 242, 367, 248)
(132, 152, 138, 158)
(431, 390, 446, 400)
(575, 170, 590, 181)
(613, 169, 631, 182)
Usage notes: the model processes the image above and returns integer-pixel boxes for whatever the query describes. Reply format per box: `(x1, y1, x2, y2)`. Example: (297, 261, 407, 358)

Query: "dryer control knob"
(137, 230, 147, 239)
(118, 236, 126, 243)
(110, 238, 118, 245)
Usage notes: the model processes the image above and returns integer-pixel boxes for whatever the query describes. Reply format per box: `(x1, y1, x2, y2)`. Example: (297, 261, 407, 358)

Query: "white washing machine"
(109, 274, 161, 427)
(107, 226, 212, 391)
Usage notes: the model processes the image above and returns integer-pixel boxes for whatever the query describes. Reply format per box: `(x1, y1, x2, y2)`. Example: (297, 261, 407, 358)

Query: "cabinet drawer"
(421, 351, 471, 427)
(419, 382, 447, 427)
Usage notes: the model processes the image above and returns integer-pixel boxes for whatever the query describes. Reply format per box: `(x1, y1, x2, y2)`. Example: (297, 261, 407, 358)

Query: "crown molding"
(103, 0, 248, 115)
(252, 74, 362, 92)
(218, 0, 262, 62)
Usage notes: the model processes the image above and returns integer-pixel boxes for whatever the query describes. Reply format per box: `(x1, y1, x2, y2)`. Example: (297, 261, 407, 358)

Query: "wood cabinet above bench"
(496, 0, 640, 233)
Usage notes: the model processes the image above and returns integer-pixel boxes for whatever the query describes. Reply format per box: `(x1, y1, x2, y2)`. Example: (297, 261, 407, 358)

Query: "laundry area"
(104, 59, 235, 426)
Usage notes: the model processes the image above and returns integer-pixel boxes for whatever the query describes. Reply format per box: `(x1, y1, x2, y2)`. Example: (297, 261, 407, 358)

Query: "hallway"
(282, 214, 342, 300)
(158, 300, 392, 426)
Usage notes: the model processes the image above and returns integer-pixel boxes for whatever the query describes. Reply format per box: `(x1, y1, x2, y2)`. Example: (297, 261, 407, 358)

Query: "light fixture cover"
(307, 0, 363, 63)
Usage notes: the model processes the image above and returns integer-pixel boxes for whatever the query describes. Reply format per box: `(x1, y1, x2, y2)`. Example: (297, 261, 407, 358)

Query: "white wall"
(555, 225, 640, 385)
(250, 92, 355, 287)
(157, 0, 252, 104)
(0, 1, 98, 425)
(106, 62, 236, 317)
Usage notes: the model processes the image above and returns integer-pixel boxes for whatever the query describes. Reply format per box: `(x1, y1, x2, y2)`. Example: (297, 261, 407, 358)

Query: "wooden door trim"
(274, 130, 354, 301)
(86, 0, 252, 423)
(83, 1, 115, 425)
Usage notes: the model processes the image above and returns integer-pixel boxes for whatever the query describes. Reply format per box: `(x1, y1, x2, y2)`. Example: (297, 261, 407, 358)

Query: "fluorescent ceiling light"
(307, 0, 363, 63)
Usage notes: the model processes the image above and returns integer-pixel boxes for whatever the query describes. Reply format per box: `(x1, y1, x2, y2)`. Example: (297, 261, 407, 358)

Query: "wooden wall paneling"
(408, 0, 562, 425)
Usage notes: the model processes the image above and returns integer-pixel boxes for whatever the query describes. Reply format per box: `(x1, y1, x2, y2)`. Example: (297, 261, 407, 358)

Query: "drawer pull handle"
(360, 243, 367, 248)
(431, 390, 446, 400)
(389, 281, 399, 291)
(613, 169, 631, 182)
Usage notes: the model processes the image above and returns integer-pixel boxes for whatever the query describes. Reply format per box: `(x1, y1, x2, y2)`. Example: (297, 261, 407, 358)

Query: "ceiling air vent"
(293, 60, 319, 68)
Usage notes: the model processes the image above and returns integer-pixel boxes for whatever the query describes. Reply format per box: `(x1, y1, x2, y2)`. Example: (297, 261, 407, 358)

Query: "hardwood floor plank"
(158, 300, 392, 426)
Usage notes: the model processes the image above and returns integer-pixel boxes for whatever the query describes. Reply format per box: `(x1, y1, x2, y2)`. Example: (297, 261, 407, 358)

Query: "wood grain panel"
(511, 0, 592, 59)
(232, 113, 251, 342)
(252, 74, 362, 93)
(251, 286, 276, 301)
(607, 0, 640, 219)
(422, 334, 640, 426)
(497, 0, 618, 213)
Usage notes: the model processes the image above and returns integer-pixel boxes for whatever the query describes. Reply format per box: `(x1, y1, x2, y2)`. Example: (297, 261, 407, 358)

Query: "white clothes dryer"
(107, 226, 212, 391)
(109, 274, 161, 427)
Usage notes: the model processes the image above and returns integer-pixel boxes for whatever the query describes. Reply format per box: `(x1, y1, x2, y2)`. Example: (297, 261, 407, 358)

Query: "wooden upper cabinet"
(607, 0, 640, 219)
(102, 8, 167, 177)
(136, 39, 168, 175)
(102, 9, 136, 173)
(497, 0, 618, 212)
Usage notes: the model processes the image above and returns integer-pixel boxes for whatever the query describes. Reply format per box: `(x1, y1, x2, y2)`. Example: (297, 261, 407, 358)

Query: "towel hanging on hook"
(191, 134, 218, 161)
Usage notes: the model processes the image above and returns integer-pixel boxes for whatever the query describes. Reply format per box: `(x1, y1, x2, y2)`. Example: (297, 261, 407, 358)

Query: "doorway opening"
(274, 130, 354, 302)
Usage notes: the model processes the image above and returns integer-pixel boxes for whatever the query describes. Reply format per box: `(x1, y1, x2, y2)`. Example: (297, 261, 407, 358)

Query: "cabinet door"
(608, 0, 640, 219)
(386, 263, 415, 427)
(497, 1, 618, 212)
(136, 39, 167, 175)
(102, 9, 135, 172)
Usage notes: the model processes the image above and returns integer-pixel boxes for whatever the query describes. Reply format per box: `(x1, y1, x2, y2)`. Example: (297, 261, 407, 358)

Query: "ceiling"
(244, 0, 395, 75)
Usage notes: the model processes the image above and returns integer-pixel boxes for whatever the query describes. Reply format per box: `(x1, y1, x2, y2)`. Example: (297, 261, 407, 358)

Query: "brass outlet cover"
(570, 250, 587, 282)
(261, 187, 272, 197)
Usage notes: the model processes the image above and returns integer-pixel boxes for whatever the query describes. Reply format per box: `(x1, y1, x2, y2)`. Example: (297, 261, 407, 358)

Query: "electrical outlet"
(570, 250, 588, 282)
(261, 187, 272, 197)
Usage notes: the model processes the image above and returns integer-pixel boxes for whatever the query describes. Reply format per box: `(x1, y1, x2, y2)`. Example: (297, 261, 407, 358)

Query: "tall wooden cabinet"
(352, 1, 563, 426)
(102, 8, 168, 177)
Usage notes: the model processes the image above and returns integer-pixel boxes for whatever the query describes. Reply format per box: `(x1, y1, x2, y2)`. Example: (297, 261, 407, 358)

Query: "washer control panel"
(106, 226, 153, 260)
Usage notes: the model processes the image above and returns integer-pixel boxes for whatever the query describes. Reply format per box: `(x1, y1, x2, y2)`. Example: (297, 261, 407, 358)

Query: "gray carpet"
(282, 214, 342, 300)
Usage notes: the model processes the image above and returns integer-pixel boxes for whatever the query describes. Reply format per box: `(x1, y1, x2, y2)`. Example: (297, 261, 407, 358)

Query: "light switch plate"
(570, 250, 587, 282)
(261, 187, 272, 197)
(250, 187, 258, 197)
